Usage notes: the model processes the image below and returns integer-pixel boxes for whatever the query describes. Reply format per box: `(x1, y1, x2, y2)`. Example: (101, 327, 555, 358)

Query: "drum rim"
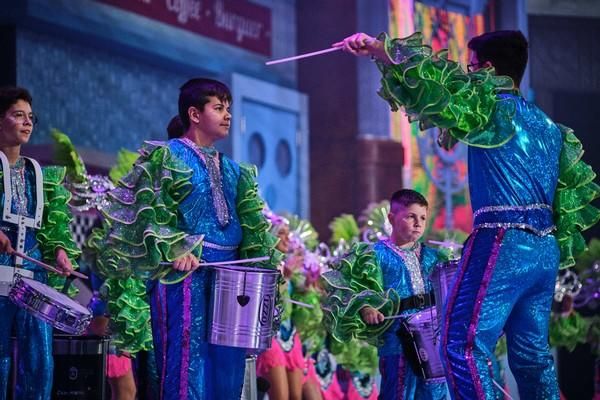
(13, 277, 91, 315)
(209, 264, 280, 274)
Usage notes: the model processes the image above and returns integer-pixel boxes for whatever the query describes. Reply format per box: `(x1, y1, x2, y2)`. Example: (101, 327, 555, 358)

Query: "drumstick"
(11, 251, 88, 280)
(286, 299, 315, 309)
(266, 46, 341, 66)
(383, 315, 404, 320)
(159, 256, 270, 268)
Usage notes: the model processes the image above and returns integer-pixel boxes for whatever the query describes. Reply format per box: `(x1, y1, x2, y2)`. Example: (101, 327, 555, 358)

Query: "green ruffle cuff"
(549, 311, 590, 352)
(376, 32, 516, 148)
(321, 243, 401, 345)
(36, 166, 81, 292)
(554, 124, 600, 268)
(236, 163, 284, 270)
(103, 277, 153, 353)
(90, 142, 204, 281)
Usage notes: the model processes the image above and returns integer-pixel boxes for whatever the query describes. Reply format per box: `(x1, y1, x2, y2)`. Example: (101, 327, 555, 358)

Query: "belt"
(398, 292, 434, 312)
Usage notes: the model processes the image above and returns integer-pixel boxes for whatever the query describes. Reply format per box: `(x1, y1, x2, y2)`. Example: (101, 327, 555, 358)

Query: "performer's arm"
(336, 32, 517, 148)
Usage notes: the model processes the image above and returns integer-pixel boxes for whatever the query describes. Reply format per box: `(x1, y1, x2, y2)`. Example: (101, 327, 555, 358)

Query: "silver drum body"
(401, 307, 445, 383)
(429, 260, 459, 326)
(9, 276, 92, 335)
(208, 264, 280, 352)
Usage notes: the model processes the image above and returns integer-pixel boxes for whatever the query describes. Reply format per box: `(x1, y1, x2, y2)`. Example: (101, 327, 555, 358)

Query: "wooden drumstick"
(160, 256, 271, 268)
(266, 46, 342, 66)
(11, 250, 88, 280)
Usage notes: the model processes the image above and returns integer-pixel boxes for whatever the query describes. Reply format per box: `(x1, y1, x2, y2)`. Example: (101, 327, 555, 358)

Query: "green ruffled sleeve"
(236, 163, 284, 270)
(553, 124, 600, 268)
(36, 166, 81, 291)
(376, 32, 516, 148)
(103, 277, 153, 353)
(320, 242, 401, 345)
(89, 141, 204, 281)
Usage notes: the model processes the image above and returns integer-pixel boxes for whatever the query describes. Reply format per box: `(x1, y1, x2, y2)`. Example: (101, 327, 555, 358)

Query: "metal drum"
(9, 276, 92, 335)
(399, 307, 445, 383)
(208, 264, 280, 352)
(429, 259, 459, 326)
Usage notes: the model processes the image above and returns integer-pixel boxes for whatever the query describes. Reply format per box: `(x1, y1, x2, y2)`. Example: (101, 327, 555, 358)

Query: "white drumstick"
(383, 314, 404, 320)
(12, 250, 88, 279)
(266, 46, 342, 65)
(160, 256, 270, 268)
(286, 298, 315, 309)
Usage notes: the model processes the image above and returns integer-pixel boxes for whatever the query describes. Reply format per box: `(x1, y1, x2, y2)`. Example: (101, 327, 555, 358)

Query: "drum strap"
(399, 292, 435, 312)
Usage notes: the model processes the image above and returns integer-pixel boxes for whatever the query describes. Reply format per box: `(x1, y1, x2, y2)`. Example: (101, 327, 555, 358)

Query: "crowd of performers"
(0, 26, 599, 400)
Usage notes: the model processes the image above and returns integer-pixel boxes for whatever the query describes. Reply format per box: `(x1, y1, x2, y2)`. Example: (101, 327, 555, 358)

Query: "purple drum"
(400, 307, 445, 383)
(208, 264, 280, 352)
(429, 260, 459, 326)
(9, 276, 92, 335)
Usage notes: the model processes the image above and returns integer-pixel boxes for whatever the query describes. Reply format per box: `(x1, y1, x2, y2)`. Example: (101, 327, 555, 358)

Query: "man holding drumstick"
(334, 30, 600, 399)
(90, 78, 282, 399)
(0, 86, 78, 398)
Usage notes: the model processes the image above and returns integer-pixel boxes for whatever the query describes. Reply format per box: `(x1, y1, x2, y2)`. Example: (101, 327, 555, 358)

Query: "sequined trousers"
(0, 269, 52, 400)
(379, 354, 447, 400)
(149, 247, 246, 400)
(441, 227, 560, 399)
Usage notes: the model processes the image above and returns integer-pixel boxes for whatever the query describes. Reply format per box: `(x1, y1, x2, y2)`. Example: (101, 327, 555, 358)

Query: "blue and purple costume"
(0, 155, 79, 399)
(89, 139, 281, 400)
(322, 241, 447, 399)
(375, 32, 600, 399)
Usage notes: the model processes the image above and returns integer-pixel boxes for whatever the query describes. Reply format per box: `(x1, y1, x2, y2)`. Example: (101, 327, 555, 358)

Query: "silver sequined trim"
(203, 241, 238, 251)
(473, 222, 555, 236)
(473, 203, 552, 218)
(383, 240, 426, 295)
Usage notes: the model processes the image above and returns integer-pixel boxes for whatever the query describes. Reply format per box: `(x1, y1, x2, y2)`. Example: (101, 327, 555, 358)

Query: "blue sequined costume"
(375, 241, 447, 400)
(376, 32, 600, 399)
(90, 138, 281, 400)
(148, 139, 246, 400)
(322, 241, 447, 400)
(0, 157, 79, 400)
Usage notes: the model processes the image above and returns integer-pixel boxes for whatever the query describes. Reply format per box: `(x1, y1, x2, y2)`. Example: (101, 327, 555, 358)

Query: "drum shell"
(429, 260, 459, 326)
(401, 307, 446, 383)
(208, 265, 280, 351)
(9, 276, 92, 335)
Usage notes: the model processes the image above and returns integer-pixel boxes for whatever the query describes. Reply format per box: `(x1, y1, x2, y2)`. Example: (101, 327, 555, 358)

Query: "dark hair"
(178, 78, 232, 129)
(167, 115, 184, 139)
(0, 86, 33, 116)
(468, 30, 528, 86)
(390, 189, 428, 211)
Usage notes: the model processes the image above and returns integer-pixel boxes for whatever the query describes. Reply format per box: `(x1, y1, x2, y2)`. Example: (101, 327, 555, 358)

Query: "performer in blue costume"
(322, 189, 447, 400)
(336, 30, 600, 399)
(89, 78, 281, 400)
(0, 86, 79, 399)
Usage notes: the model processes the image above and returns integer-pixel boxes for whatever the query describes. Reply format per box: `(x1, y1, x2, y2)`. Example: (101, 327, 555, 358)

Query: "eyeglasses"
(467, 62, 486, 72)
(9, 111, 38, 125)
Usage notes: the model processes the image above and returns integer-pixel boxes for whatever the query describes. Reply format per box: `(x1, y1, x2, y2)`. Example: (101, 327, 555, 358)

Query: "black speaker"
(51, 335, 109, 400)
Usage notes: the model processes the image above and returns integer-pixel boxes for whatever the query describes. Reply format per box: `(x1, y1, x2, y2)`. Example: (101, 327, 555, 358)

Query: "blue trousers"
(149, 268, 246, 400)
(441, 228, 560, 399)
(379, 353, 447, 400)
(0, 296, 53, 399)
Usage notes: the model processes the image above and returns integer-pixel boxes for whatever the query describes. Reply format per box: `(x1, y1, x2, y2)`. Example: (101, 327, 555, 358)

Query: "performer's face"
(388, 203, 427, 246)
(276, 225, 290, 253)
(0, 100, 34, 147)
(189, 96, 231, 142)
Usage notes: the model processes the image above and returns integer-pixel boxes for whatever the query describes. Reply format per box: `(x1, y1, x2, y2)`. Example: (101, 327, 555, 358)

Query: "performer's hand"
(360, 306, 385, 325)
(0, 231, 14, 254)
(55, 248, 73, 276)
(172, 254, 200, 272)
(333, 33, 388, 61)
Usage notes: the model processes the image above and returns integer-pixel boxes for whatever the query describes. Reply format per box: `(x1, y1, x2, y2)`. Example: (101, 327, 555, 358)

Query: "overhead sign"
(98, 0, 272, 55)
